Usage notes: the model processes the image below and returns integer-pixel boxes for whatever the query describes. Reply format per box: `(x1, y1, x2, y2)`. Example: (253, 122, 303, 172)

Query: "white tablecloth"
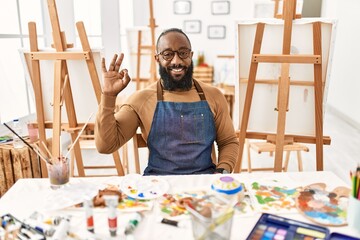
(0, 171, 359, 239)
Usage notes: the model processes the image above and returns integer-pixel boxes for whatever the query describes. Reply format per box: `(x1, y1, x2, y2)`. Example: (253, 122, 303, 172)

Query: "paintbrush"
(41, 141, 54, 160)
(3, 122, 52, 165)
(64, 112, 93, 160)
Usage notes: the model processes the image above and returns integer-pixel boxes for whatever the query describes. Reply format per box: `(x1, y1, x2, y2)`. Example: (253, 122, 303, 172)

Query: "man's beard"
(159, 61, 193, 91)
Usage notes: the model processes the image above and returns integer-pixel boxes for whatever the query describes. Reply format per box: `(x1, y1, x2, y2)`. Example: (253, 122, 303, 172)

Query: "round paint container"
(211, 176, 244, 202)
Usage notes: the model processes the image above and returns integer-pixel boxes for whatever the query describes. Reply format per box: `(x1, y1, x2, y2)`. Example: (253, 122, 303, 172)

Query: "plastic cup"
(47, 157, 70, 190)
(186, 202, 234, 240)
(347, 195, 360, 232)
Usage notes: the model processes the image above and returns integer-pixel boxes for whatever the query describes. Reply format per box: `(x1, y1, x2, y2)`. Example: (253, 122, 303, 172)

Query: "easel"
(273, 0, 302, 19)
(134, 0, 158, 90)
(26, 0, 124, 177)
(234, 0, 331, 173)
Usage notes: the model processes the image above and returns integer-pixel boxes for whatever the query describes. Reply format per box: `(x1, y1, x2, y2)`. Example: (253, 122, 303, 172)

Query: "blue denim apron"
(143, 80, 216, 175)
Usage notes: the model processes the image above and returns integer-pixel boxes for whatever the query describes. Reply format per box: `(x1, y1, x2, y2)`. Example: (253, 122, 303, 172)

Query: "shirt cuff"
(101, 93, 117, 108)
(217, 162, 232, 173)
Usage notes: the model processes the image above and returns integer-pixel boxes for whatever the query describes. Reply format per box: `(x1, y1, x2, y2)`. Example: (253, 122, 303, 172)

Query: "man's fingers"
(109, 54, 118, 71)
(114, 53, 124, 72)
(123, 69, 131, 86)
(101, 58, 107, 73)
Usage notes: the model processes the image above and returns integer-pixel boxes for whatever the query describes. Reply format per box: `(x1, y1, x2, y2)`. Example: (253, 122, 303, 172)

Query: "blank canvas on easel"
(19, 48, 104, 123)
(235, 18, 337, 136)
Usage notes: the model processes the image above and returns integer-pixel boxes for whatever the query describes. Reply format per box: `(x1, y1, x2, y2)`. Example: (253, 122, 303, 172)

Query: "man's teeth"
(171, 68, 183, 72)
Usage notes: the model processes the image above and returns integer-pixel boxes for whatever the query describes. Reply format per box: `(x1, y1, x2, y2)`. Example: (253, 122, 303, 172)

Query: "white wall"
(133, 0, 254, 66)
(322, 0, 360, 128)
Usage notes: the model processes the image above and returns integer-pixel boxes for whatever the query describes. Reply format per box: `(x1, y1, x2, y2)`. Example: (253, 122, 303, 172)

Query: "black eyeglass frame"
(156, 48, 192, 61)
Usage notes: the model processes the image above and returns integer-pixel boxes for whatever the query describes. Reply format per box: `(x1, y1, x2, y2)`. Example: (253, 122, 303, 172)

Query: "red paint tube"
(104, 195, 119, 237)
(83, 198, 94, 233)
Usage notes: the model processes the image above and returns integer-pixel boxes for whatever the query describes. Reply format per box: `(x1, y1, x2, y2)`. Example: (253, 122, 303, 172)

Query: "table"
(0, 171, 359, 239)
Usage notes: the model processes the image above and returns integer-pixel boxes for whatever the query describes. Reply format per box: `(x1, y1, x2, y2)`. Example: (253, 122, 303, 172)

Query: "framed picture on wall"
(174, 0, 191, 15)
(211, 1, 230, 15)
(183, 20, 201, 33)
(208, 25, 226, 39)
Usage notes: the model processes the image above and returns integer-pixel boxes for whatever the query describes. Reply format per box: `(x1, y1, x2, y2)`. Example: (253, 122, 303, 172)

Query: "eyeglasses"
(157, 48, 192, 61)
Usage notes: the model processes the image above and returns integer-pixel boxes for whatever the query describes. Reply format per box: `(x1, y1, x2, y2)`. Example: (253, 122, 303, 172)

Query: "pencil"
(356, 170, 360, 199)
(351, 174, 356, 198)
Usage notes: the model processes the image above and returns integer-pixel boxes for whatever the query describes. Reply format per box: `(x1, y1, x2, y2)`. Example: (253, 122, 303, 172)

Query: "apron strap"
(157, 79, 206, 101)
(193, 79, 206, 101)
(157, 80, 163, 101)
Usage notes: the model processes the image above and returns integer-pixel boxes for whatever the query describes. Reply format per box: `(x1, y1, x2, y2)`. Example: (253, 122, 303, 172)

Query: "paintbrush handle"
(64, 113, 93, 160)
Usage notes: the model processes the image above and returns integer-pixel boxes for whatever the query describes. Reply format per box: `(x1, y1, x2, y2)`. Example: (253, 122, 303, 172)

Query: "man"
(95, 28, 239, 175)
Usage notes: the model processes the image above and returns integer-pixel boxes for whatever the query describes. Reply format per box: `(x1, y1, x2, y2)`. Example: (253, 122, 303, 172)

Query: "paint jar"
(46, 157, 70, 190)
(211, 176, 244, 204)
(186, 196, 235, 240)
(27, 123, 38, 143)
(347, 196, 360, 232)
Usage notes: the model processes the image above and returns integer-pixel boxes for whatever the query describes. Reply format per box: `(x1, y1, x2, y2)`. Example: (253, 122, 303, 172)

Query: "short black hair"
(156, 28, 192, 52)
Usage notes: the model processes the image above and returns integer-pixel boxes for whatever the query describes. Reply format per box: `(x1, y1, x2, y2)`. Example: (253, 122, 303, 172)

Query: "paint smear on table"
(250, 181, 301, 213)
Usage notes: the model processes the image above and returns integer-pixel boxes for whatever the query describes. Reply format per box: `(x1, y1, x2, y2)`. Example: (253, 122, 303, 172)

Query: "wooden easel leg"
(246, 140, 252, 173)
(297, 151, 303, 171)
(234, 23, 265, 173)
(136, 30, 142, 91)
(133, 135, 141, 174)
(28, 22, 48, 177)
(52, 60, 63, 158)
(76, 22, 102, 103)
(284, 151, 290, 172)
(274, 63, 290, 172)
(112, 151, 125, 176)
(313, 22, 324, 171)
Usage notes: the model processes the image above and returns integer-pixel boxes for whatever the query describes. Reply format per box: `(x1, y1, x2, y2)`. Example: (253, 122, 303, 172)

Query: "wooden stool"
(246, 140, 309, 172)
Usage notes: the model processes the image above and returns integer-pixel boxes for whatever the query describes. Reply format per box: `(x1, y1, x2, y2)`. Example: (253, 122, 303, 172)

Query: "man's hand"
(102, 53, 131, 96)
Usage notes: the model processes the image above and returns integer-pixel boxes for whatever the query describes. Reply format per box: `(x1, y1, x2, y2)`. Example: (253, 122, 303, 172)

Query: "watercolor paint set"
(247, 213, 360, 240)
(247, 213, 330, 240)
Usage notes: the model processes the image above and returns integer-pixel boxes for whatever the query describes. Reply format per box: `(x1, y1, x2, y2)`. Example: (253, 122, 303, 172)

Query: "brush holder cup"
(46, 157, 70, 190)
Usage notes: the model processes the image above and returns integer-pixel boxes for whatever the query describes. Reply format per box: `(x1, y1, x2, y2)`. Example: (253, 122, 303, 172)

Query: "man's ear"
(154, 55, 160, 63)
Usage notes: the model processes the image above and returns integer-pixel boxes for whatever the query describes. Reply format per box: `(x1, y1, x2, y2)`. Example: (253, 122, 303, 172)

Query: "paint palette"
(120, 174, 169, 200)
(247, 213, 330, 240)
(296, 185, 350, 226)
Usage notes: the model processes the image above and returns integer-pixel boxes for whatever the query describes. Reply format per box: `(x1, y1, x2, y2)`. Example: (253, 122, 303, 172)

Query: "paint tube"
(124, 212, 143, 235)
(84, 198, 95, 233)
(43, 216, 62, 226)
(52, 217, 70, 240)
(24, 219, 55, 237)
(104, 195, 119, 237)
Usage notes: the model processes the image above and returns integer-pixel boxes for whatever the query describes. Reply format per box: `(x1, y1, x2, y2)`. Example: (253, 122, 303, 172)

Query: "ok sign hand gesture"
(102, 53, 131, 96)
